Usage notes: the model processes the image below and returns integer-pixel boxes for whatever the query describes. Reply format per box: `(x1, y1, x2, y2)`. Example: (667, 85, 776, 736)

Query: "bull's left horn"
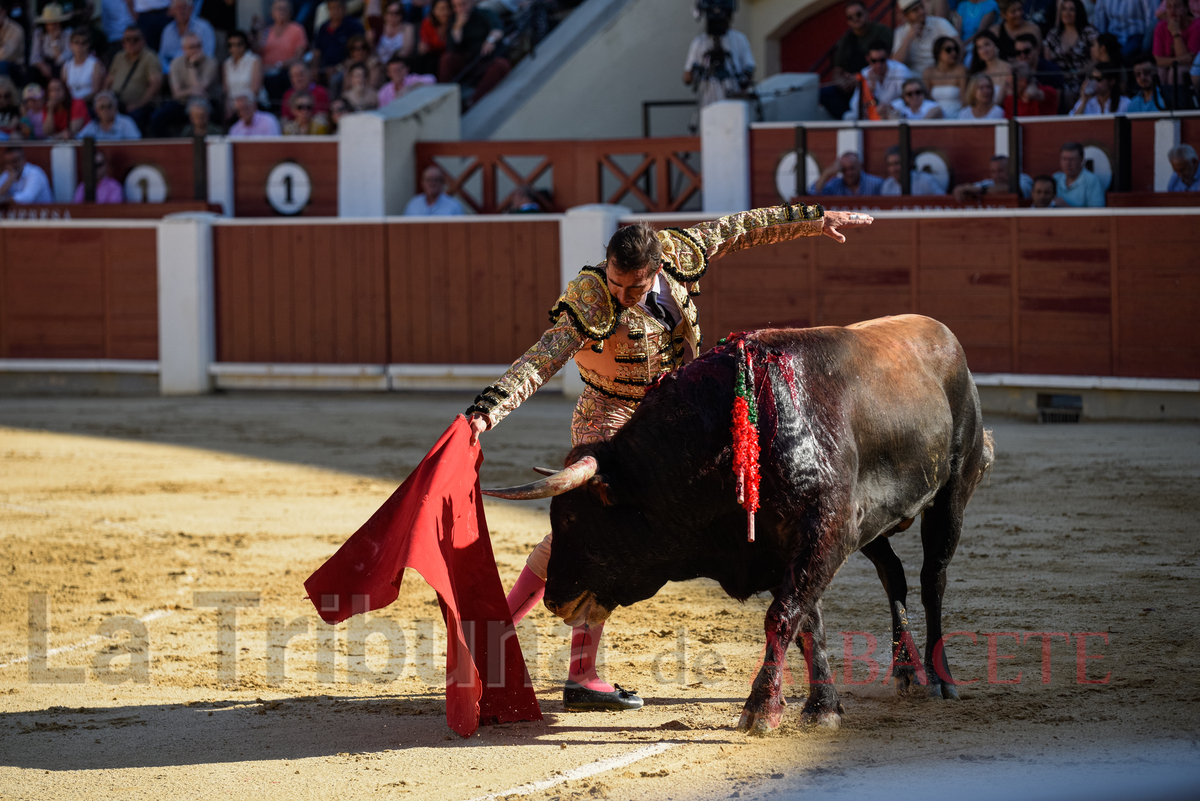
(482, 456, 598, 500)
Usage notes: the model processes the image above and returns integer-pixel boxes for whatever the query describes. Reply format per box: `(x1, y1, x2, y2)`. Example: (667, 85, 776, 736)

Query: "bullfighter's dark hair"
(606, 222, 663, 274)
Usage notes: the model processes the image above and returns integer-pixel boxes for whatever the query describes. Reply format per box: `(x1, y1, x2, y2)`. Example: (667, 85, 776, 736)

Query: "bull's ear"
(587, 475, 616, 506)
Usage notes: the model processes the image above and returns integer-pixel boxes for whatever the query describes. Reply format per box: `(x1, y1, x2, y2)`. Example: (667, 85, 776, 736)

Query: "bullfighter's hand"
(822, 210, 873, 243)
(468, 414, 488, 447)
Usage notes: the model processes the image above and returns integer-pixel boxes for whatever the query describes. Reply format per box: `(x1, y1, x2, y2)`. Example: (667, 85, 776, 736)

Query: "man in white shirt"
(881, 146, 945, 195)
(0, 148, 53, 204)
(893, 0, 960, 74)
(847, 42, 913, 119)
(682, 8, 756, 108)
(404, 166, 465, 216)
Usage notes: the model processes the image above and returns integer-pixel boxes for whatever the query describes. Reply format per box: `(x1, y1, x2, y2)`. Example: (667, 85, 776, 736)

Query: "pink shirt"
(260, 22, 307, 68)
(73, 176, 124, 204)
(229, 110, 282, 136)
(377, 73, 436, 106)
(1152, 17, 1200, 58)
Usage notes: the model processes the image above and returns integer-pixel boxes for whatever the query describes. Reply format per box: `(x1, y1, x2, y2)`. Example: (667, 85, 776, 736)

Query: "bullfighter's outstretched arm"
(466, 312, 588, 431)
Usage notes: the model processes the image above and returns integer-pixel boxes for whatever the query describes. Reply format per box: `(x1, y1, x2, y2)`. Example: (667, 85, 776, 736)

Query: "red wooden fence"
(0, 225, 158, 359)
(212, 218, 561, 365)
(414, 138, 701, 214)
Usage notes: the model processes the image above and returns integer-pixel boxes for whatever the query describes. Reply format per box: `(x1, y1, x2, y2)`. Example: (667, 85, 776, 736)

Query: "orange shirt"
(260, 22, 307, 68)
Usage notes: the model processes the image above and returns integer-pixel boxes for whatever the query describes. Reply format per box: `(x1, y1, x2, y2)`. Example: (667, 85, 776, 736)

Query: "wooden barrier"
(651, 211, 1198, 380)
(0, 202, 222, 219)
(231, 139, 338, 217)
(0, 225, 158, 359)
(212, 217, 561, 365)
(414, 138, 702, 214)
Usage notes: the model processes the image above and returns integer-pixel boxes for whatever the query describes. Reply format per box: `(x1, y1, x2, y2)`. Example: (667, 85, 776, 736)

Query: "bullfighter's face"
(604, 259, 660, 309)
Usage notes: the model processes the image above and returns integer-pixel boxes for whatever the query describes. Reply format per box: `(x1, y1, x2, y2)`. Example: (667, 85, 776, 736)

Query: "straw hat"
(35, 3, 71, 24)
(22, 83, 45, 100)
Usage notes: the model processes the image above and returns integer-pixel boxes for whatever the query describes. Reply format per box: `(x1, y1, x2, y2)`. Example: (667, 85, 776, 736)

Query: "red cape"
(304, 415, 542, 736)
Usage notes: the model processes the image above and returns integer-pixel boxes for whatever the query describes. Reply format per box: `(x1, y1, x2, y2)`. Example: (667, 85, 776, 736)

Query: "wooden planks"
(0, 227, 157, 359)
(231, 140, 338, 217)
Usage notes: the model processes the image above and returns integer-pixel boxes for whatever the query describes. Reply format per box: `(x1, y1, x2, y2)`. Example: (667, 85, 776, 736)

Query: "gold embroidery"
(549, 268, 618, 341)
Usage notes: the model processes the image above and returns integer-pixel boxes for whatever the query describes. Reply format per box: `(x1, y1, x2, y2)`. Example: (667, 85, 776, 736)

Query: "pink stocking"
(505, 565, 545, 626)
(568, 622, 613, 692)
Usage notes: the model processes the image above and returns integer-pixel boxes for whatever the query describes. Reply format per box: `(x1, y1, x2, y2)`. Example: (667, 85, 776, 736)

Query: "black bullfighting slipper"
(562, 681, 644, 712)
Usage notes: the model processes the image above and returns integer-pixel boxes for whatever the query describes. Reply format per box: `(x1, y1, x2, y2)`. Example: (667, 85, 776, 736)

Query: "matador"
(468, 203, 873, 711)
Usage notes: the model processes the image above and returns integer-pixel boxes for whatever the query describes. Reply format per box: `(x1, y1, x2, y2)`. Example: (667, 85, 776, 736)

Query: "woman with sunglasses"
(374, 2, 415, 64)
(1069, 64, 1129, 113)
(891, 77, 945, 116)
(223, 30, 264, 119)
(924, 35, 967, 115)
(1043, 0, 1098, 110)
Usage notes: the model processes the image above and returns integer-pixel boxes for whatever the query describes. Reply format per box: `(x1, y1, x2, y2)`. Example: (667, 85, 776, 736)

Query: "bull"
(484, 315, 994, 733)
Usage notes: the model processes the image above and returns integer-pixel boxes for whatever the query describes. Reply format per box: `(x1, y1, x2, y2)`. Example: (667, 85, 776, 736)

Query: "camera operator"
(683, 0, 755, 108)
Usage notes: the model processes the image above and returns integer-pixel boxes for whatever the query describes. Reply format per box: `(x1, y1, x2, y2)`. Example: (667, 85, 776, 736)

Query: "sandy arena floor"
(1, 392, 1199, 801)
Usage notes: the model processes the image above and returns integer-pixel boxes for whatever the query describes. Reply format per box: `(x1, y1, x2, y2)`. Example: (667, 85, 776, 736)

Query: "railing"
(414, 137, 702, 214)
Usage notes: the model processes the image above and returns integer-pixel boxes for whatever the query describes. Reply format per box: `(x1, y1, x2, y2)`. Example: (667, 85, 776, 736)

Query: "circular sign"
(266, 161, 312, 216)
(775, 151, 822, 201)
(914, 150, 950, 193)
(124, 165, 168, 203)
(1083, 145, 1113, 191)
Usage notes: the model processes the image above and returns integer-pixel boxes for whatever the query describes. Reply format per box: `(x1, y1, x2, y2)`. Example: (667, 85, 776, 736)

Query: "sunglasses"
(1015, 47, 1034, 55)
(123, 35, 142, 42)
(294, 103, 314, 110)
(943, 45, 959, 52)
(846, 10, 864, 19)
(868, 56, 887, 64)
(904, 89, 924, 96)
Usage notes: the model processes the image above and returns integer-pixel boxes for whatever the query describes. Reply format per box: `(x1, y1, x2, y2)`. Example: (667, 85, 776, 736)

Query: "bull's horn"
(532, 466, 557, 476)
(482, 456, 598, 500)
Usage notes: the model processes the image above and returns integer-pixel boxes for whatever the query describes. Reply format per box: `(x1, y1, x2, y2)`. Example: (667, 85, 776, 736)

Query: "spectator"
(1128, 52, 1170, 107)
(440, 0, 511, 106)
(991, 0, 1043, 58)
(683, 7, 756, 108)
(881, 145, 945, 194)
(334, 35, 383, 95)
(507, 184, 542, 212)
(1013, 31, 1063, 88)
(340, 61, 379, 109)
(63, 30, 106, 105)
(223, 30, 265, 118)
(181, 96, 222, 135)
(259, 0, 308, 100)
(848, 42, 914, 118)
(1070, 64, 1130, 111)
(0, 4, 26, 76)
(820, 0, 895, 119)
(101, 0, 137, 63)
(33, 78, 90, 139)
(957, 0, 1001, 44)
(282, 90, 332, 133)
(958, 73, 1007, 116)
(377, 55, 435, 105)
(810, 151, 885, 195)
(891, 77, 945, 116)
(135, 0, 173, 53)
(0, 76, 20, 137)
(78, 90, 143, 139)
(924, 36, 968, 115)
(31, 3, 73, 81)
(953, 153, 1033, 199)
(1030, 174, 1059, 205)
(1006, 61, 1060, 114)
(327, 96, 349, 131)
(313, 0, 366, 81)
(151, 32, 221, 135)
(1054, 141, 1105, 206)
(893, 0, 960, 74)
(968, 30, 1014, 103)
(228, 91, 282, 135)
(105, 26, 163, 133)
(414, 0, 453, 76)
(1093, 0, 1157, 56)
(1043, 0, 1099, 110)
(73, 150, 124, 203)
(1166, 143, 1200, 190)
(282, 61, 330, 119)
(160, 0, 217, 73)
(375, 1, 416, 64)
(405, 164, 464, 214)
(1153, 0, 1199, 87)
(0, 148, 53, 204)
(18, 84, 50, 138)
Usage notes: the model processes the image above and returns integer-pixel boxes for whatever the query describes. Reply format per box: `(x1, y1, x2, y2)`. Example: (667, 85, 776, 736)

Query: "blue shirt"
(1053, 169, 1106, 207)
(101, 0, 135, 43)
(1093, 0, 1157, 39)
(158, 18, 216, 73)
(1127, 88, 1166, 112)
(314, 17, 365, 70)
(404, 192, 464, 216)
(811, 172, 886, 196)
(77, 114, 144, 140)
(1166, 170, 1200, 191)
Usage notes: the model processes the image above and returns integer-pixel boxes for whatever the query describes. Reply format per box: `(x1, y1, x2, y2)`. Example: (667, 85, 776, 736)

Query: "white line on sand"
(0, 609, 174, 669)
(0, 501, 53, 515)
(463, 741, 679, 801)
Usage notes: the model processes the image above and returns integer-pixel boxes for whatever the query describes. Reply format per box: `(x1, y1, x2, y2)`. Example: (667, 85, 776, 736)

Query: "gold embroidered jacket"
(467, 203, 825, 428)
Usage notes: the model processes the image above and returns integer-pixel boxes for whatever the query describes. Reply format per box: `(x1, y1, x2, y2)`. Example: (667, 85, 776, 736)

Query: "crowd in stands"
(823, 0, 1200, 121)
(0, 0, 561, 147)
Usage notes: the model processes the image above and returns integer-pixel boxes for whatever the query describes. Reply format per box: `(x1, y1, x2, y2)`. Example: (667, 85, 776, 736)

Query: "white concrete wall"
(556, 204, 624, 398)
(338, 84, 461, 217)
(701, 101, 751, 212)
(157, 213, 218, 395)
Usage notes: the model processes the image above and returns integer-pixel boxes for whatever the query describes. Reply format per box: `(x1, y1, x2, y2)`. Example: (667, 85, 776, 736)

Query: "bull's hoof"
(737, 705, 783, 734)
(926, 681, 961, 701)
(893, 666, 918, 696)
(800, 697, 844, 729)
